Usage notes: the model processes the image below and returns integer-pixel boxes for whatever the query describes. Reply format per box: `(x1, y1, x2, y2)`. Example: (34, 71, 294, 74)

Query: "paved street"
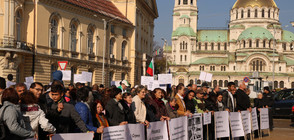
(254, 119, 294, 140)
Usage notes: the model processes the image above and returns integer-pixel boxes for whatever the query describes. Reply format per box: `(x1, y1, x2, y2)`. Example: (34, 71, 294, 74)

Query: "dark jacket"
(0, 101, 35, 140)
(184, 97, 196, 114)
(75, 102, 97, 131)
(235, 89, 251, 111)
(262, 92, 274, 107)
(46, 99, 88, 133)
(165, 103, 178, 119)
(105, 99, 125, 126)
(120, 101, 136, 124)
(254, 98, 265, 108)
(149, 98, 168, 120)
(222, 90, 236, 112)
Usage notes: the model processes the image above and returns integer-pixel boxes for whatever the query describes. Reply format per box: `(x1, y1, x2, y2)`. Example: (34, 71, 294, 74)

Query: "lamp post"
(102, 17, 118, 85)
(272, 24, 276, 89)
(161, 38, 168, 73)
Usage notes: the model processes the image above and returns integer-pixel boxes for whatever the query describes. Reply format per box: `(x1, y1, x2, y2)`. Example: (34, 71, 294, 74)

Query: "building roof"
(172, 27, 196, 37)
(232, 0, 278, 9)
(62, 0, 132, 24)
(197, 30, 228, 42)
(180, 15, 190, 19)
(238, 27, 274, 40)
(190, 12, 197, 16)
(191, 57, 229, 65)
(282, 30, 294, 42)
(282, 56, 294, 66)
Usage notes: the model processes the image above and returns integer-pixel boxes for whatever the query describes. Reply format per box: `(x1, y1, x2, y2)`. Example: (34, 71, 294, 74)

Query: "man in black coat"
(235, 81, 251, 112)
(222, 82, 237, 112)
(263, 86, 274, 131)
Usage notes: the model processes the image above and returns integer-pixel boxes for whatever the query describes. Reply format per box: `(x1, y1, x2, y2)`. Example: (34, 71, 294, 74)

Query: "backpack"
(0, 105, 9, 140)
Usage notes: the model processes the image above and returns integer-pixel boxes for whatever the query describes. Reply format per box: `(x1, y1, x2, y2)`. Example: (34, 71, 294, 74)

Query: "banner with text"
(260, 108, 269, 130)
(241, 111, 251, 134)
(168, 116, 188, 140)
(215, 111, 230, 139)
(102, 125, 127, 140)
(126, 124, 145, 140)
(230, 112, 245, 138)
(251, 108, 259, 131)
(203, 112, 211, 125)
(147, 121, 169, 140)
(188, 113, 203, 140)
(52, 133, 93, 140)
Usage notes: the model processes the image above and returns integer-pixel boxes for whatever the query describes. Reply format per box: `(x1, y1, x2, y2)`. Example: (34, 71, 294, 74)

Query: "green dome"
(172, 27, 196, 37)
(282, 30, 294, 42)
(238, 27, 274, 40)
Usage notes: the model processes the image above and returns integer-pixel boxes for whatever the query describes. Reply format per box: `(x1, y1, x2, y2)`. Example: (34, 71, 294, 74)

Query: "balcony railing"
(0, 39, 33, 52)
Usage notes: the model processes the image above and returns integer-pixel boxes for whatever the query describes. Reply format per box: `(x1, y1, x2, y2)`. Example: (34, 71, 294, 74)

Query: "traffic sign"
(243, 77, 249, 83)
(58, 61, 68, 70)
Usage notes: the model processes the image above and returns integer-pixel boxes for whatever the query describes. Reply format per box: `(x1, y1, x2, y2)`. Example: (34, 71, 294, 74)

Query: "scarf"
(96, 114, 109, 127)
(154, 98, 164, 108)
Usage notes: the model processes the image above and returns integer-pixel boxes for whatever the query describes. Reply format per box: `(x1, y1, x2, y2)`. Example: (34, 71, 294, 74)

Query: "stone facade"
(0, 0, 158, 87)
(165, 0, 294, 89)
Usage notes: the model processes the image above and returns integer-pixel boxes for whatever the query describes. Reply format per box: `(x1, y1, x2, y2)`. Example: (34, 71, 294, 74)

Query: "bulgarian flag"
(146, 59, 154, 76)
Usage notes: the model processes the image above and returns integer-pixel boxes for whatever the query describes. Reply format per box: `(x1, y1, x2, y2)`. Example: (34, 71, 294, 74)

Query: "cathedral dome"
(238, 27, 274, 40)
(232, 0, 277, 9)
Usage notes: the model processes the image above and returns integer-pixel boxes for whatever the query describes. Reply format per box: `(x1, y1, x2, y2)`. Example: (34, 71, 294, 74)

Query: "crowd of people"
(0, 71, 275, 140)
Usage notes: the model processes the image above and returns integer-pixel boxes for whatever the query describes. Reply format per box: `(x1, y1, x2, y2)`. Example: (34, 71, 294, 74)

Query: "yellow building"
(0, 0, 158, 87)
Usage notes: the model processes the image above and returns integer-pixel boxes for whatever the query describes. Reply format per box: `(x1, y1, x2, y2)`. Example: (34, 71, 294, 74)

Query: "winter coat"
(0, 101, 35, 139)
(165, 103, 178, 119)
(105, 98, 126, 126)
(148, 98, 168, 121)
(131, 95, 147, 123)
(75, 102, 97, 131)
(21, 104, 56, 134)
(120, 101, 136, 124)
(235, 89, 251, 111)
(184, 97, 196, 114)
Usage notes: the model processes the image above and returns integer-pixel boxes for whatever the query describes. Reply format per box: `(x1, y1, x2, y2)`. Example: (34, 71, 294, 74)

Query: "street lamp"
(102, 17, 118, 85)
(271, 24, 276, 89)
(161, 38, 168, 73)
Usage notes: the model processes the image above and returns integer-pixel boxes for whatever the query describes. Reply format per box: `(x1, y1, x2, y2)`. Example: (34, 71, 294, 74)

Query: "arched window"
(191, 0, 193, 5)
(205, 43, 208, 50)
(87, 26, 94, 54)
(122, 41, 127, 60)
(180, 55, 182, 61)
(243, 40, 246, 48)
(180, 43, 182, 50)
(218, 43, 221, 50)
(268, 9, 271, 18)
(290, 43, 293, 51)
(247, 9, 250, 18)
(236, 10, 238, 19)
(280, 81, 284, 88)
(197, 80, 201, 84)
(190, 79, 194, 85)
(121, 73, 126, 80)
(241, 10, 244, 18)
(256, 39, 259, 48)
(185, 42, 188, 50)
(109, 38, 115, 55)
(109, 71, 114, 86)
(183, 0, 188, 5)
(70, 22, 77, 52)
(15, 10, 22, 41)
(262, 9, 265, 17)
(198, 42, 201, 50)
(185, 55, 187, 61)
(283, 43, 286, 50)
(251, 59, 265, 71)
(211, 43, 214, 50)
(213, 80, 217, 88)
(263, 40, 266, 48)
(178, 0, 181, 5)
(219, 80, 223, 87)
(234, 80, 239, 87)
(224, 80, 228, 87)
(50, 18, 58, 48)
(224, 43, 227, 50)
(274, 81, 278, 89)
(269, 40, 271, 48)
(255, 9, 258, 17)
(249, 40, 252, 48)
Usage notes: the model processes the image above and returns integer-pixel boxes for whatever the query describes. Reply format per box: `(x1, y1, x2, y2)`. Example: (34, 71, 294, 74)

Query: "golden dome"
(233, 0, 278, 9)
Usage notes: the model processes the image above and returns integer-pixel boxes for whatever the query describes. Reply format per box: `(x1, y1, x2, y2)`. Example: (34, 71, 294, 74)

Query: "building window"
(122, 41, 127, 60)
(111, 25, 115, 34)
(183, 0, 188, 5)
(211, 43, 214, 50)
(279, 66, 281, 72)
(121, 73, 125, 80)
(198, 43, 201, 50)
(191, 0, 193, 5)
(109, 72, 114, 86)
(247, 9, 250, 18)
(50, 19, 58, 49)
(224, 80, 228, 87)
(268, 9, 271, 18)
(241, 10, 244, 18)
(221, 66, 226, 71)
(15, 10, 22, 41)
(256, 40, 259, 48)
(249, 40, 252, 48)
(205, 43, 208, 50)
(236, 11, 238, 19)
(291, 43, 293, 51)
(70, 23, 77, 52)
(251, 59, 265, 71)
(219, 80, 223, 87)
(122, 29, 127, 37)
(210, 66, 215, 71)
(262, 9, 265, 18)
(200, 66, 205, 71)
(280, 81, 284, 88)
(185, 55, 187, 61)
(178, 0, 181, 5)
(255, 9, 258, 17)
(269, 40, 271, 48)
(180, 55, 182, 62)
(283, 43, 286, 50)
(263, 40, 266, 48)
(274, 81, 278, 89)
(224, 43, 227, 50)
(243, 40, 246, 48)
(87, 27, 94, 54)
(109, 38, 115, 55)
(218, 43, 221, 50)
(213, 80, 217, 88)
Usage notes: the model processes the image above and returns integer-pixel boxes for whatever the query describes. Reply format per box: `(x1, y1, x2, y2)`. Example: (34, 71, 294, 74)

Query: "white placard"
(205, 73, 213, 82)
(74, 74, 86, 83)
(188, 113, 203, 140)
(25, 76, 34, 83)
(6, 81, 16, 88)
(241, 111, 251, 134)
(251, 108, 259, 131)
(111, 81, 121, 87)
(152, 80, 160, 90)
(141, 76, 154, 90)
(169, 116, 188, 140)
(230, 112, 245, 138)
(215, 111, 230, 139)
(147, 121, 169, 140)
(126, 124, 145, 140)
(203, 112, 211, 125)
(199, 71, 206, 81)
(158, 74, 172, 84)
(52, 133, 93, 140)
(82, 72, 93, 82)
(61, 70, 71, 81)
(103, 125, 127, 140)
(260, 108, 269, 130)
(24, 82, 32, 90)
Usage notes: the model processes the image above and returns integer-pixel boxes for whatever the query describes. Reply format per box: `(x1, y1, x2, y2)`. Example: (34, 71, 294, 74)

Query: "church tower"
(171, 0, 198, 65)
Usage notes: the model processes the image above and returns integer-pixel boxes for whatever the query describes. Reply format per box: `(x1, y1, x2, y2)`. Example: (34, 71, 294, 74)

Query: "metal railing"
(0, 38, 33, 52)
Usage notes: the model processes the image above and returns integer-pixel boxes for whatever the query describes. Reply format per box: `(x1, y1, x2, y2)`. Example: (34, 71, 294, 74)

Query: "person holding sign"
(222, 82, 237, 112)
(262, 87, 274, 131)
(131, 86, 150, 126)
(92, 100, 108, 140)
(175, 84, 191, 116)
(147, 88, 170, 121)
(254, 93, 265, 138)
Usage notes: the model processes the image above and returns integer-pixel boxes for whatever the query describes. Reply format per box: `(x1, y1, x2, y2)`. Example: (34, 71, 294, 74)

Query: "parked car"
(272, 89, 294, 118)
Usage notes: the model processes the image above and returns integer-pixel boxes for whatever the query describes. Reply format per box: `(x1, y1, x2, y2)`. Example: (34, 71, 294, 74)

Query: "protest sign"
(152, 80, 160, 90)
(188, 113, 203, 140)
(141, 76, 153, 88)
(74, 74, 86, 83)
(6, 81, 16, 88)
(199, 72, 213, 82)
(61, 70, 71, 81)
(111, 81, 121, 87)
(25, 76, 34, 83)
(199, 71, 206, 81)
(82, 71, 93, 82)
(52, 133, 93, 140)
(215, 111, 230, 139)
(241, 111, 251, 134)
(203, 112, 211, 125)
(251, 108, 259, 131)
(158, 74, 172, 84)
(230, 112, 245, 138)
(260, 108, 269, 130)
(103, 125, 127, 140)
(147, 121, 169, 140)
(126, 124, 145, 140)
(169, 116, 188, 140)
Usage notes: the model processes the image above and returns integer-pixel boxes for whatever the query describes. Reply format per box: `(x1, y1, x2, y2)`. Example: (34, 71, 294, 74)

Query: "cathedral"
(164, 0, 294, 89)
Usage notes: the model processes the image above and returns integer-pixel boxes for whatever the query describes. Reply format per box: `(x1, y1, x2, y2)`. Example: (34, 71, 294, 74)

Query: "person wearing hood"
(0, 88, 36, 139)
